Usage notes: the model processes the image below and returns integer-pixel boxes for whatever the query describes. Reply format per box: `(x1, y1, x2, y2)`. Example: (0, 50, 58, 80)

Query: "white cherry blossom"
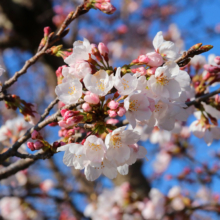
(84, 159, 117, 181)
(57, 143, 87, 169)
(105, 126, 140, 165)
(148, 61, 190, 100)
(55, 78, 82, 105)
(124, 92, 154, 128)
(190, 119, 220, 146)
(153, 31, 180, 61)
(62, 60, 91, 80)
(83, 70, 114, 96)
(84, 135, 106, 163)
(114, 67, 138, 96)
(64, 38, 91, 65)
(117, 144, 147, 175)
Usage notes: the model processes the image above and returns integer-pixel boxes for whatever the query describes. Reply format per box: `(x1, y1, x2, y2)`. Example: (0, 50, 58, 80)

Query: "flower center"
(111, 135, 122, 149)
(122, 78, 129, 90)
(68, 86, 76, 95)
(156, 75, 169, 86)
(154, 103, 163, 113)
(88, 142, 102, 151)
(129, 100, 140, 112)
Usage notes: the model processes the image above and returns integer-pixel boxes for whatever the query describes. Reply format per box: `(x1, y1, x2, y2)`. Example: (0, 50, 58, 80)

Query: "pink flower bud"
(146, 67, 157, 75)
(108, 110, 117, 118)
(203, 71, 211, 80)
(131, 58, 139, 64)
(117, 107, 126, 117)
(98, 42, 109, 56)
(44, 27, 51, 38)
(132, 67, 147, 76)
(146, 52, 164, 67)
(138, 55, 150, 64)
(215, 94, 220, 104)
(204, 64, 220, 73)
(66, 115, 84, 125)
(108, 100, 119, 110)
(53, 141, 61, 148)
(84, 92, 100, 104)
(48, 121, 58, 127)
(214, 56, 220, 65)
(67, 129, 75, 136)
(61, 109, 68, 117)
(106, 118, 119, 125)
(27, 142, 35, 151)
(82, 103, 92, 112)
(95, 2, 116, 14)
(31, 130, 40, 140)
(58, 119, 68, 128)
(56, 65, 66, 77)
(34, 141, 44, 150)
(63, 110, 79, 120)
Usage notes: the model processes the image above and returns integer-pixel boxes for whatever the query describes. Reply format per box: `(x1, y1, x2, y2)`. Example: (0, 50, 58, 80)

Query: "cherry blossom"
(84, 135, 106, 163)
(84, 70, 114, 96)
(105, 126, 140, 165)
(153, 31, 180, 61)
(114, 67, 138, 96)
(124, 92, 154, 128)
(55, 78, 82, 105)
(64, 38, 91, 65)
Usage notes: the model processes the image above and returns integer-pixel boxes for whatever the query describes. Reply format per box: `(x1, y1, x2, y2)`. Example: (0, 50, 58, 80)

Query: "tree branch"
(186, 88, 220, 107)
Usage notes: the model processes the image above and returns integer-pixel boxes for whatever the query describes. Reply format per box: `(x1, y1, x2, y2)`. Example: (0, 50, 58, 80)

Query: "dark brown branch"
(186, 88, 220, 107)
(1, 2, 89, 92)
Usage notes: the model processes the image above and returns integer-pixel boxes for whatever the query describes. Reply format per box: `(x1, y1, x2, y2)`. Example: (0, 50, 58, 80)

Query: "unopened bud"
(214, 56, 220, 65)
(98, 42, 109, 56)
(215, 94, 220, 104)
(204, 64, 220, 73)
(31, 130, 41, 140)
(44, 27, 52, 38)
(199, 45, 213, 53)
(108, 100, 119, 110)
(27, 142, 35, 151)
(82, 103, 92, 112)
(189, 43, 202, 51)
(34, 141, 44, 150)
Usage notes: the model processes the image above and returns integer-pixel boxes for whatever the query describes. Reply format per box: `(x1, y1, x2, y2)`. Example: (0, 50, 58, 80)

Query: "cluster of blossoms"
(51, 32, 198, 180)
(50, 30, 220, 181)
(85, 182, 219, 220)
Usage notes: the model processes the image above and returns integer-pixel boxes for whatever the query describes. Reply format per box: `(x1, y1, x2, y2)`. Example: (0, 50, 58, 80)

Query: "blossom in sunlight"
(153, 31, 180, 61)
(62, 60, 91, 80)
(84, 70, 114, 96)
(64, 38, 91, 65)
(55, 78, 82, 105)
(84, 159, 117, 181)
(190, 112, 220, 146)
(114, 67, 138, 96)
(105, 126, 140, 165)
(124, 92, 154, 128)
(57, 143, 87, 169)
(84, 135, 107, 163)
(117, 144, 147, 175)
(148, 61, 190, 100)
